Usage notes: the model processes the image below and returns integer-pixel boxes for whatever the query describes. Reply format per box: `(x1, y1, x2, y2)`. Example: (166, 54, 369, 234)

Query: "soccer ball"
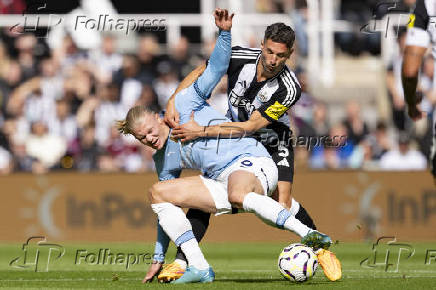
(278, 243, 318, 282)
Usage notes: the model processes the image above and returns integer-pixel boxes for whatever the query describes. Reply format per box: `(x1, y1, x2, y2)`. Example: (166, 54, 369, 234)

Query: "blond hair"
(117, 106, 151, 135)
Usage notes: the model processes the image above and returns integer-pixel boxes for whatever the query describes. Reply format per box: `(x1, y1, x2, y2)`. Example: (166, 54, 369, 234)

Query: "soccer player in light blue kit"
(118, 9, 331, 284)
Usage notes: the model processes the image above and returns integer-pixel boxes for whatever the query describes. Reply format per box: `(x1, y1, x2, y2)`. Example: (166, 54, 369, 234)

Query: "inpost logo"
(19, 177, 153, 239)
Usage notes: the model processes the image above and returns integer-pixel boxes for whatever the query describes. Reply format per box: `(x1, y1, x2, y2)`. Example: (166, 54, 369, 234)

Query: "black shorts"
(265, 142, 295, 183)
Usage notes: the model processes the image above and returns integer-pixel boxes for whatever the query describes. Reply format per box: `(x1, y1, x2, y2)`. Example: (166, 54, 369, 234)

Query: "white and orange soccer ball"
(278, 243, 318, 282)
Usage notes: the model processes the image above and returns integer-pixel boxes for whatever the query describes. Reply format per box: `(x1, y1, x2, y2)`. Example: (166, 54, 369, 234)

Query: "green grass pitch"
(1, 242, 436, 289)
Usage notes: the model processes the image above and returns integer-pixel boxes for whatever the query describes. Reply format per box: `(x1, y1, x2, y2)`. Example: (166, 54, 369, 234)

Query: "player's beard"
(260, 55, 278, 75)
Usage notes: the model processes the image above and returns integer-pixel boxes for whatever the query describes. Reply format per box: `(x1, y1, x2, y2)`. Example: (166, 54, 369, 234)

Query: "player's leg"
(225, 157, 331, 249)
(173, 209, 210, 266)
(227, 170, 311, 237)
(272, 146, 341, 281)
(150, 175, 234, 283)
(149, 177, 215, 283)
(160, 172, 236, 282)
(272, 143, 317, 229)
(276, 181, 317, 229)
(149, 176, 217, 213)
(159, 209, 210, 282)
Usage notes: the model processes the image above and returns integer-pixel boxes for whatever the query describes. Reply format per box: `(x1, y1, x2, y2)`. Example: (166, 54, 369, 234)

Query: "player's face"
(260, 39, 292, 75)
(133, 113, 164, 150)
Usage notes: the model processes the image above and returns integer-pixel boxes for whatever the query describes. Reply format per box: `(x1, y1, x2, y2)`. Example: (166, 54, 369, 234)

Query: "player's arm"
(164, 63, 206, 128)
(193, 10, 233, 100)
(166, 9, 233, 127)
(174, 9, 233, 124)
(142, 223, 168, 283)
(205, 111, 270, 136)
(172, 110, 270, 141)
(173, 76, 298, 141)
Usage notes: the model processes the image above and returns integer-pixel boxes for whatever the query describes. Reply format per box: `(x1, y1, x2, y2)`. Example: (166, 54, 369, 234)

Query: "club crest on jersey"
(257, 90, 271, 102)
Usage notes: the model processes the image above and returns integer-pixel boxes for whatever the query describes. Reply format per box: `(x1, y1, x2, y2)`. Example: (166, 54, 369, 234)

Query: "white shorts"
(200, 156, 278, 215)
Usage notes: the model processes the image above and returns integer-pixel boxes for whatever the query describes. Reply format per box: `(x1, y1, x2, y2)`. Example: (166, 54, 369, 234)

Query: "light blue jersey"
(152, 30, 271, 262)
(175, 31, 270, 179)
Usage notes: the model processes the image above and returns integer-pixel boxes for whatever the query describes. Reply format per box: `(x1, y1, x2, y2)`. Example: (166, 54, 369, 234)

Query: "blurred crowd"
(0, 0, 431, 174)
(0, 30, 204, 174)
(290, 67, 427, 171)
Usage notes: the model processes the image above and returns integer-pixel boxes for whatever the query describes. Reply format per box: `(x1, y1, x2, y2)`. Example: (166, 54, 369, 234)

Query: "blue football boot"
(171, 266, 215, 284)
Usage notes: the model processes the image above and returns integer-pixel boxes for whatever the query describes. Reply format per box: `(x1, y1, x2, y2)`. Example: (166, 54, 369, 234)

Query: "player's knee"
(402, 65, 419, 78)
(228, 190, 245, 208)
(149, 183, 164, 203)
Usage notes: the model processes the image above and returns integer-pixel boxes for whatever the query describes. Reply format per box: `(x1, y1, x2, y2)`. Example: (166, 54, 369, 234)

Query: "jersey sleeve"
(175, 30, 231, 123)
(257, 72, 301, 122)
(227, 46, 260, 84)
(153, 223, 169, 263)
(406, 0, 430, 47)
(193, 30, 231, 100)
(153, 147, 182, 181)
(227, 46, 252, 75)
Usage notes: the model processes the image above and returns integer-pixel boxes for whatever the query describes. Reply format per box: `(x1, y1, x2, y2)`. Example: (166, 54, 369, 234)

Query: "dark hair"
(376, 121, 387, 131)
(264, 23, 295, 49)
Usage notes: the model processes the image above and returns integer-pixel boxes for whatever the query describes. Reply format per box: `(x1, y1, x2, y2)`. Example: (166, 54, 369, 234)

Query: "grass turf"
(1, 242, 436, 289)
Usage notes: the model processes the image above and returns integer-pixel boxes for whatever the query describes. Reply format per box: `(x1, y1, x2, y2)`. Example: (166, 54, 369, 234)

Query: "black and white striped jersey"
(406, 0, 436, 58)
(406, 0, 436, 175)
(225, 46, 301, 143)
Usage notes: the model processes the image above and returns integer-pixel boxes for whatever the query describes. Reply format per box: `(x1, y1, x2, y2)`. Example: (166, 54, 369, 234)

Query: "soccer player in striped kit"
(402, 0, 436, 184)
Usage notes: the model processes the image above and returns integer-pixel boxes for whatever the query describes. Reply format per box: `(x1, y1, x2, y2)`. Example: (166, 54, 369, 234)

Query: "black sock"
(295, 205, 317, 230)
(175, 209, 211, 262)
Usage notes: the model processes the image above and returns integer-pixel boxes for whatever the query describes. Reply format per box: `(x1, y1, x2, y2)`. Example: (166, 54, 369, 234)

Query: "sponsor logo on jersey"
(408, 14, 415, 28)
(264, 101, 288, 120)
(230, 91, 256, 114)
(237, 80, 247, 89)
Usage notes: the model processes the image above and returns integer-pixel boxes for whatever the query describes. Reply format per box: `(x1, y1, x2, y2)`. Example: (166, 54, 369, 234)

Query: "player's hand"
(142, 261, 163, 283)
(172, 111, 204, 142)
(407, 105, 426, 121)
(164, 98, 180, 128)
(214, 8, 234, 31)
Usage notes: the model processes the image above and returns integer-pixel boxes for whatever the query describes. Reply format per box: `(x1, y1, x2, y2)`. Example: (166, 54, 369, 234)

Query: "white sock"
(289, 198, 300, 216)
(242, 192, 311, 237)
(174, 258, 187, 269)
(283, 216, 311, 237)
(181, 239, 209, 270)
(151, 203, 209, 270)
